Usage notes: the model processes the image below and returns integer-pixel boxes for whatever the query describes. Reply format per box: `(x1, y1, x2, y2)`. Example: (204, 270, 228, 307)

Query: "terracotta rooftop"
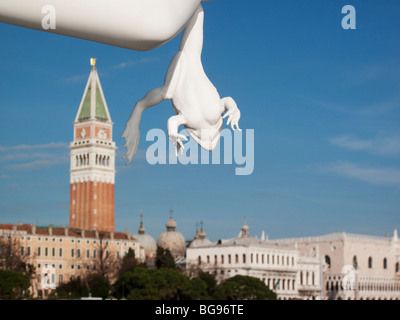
(0, 223, 136, 241)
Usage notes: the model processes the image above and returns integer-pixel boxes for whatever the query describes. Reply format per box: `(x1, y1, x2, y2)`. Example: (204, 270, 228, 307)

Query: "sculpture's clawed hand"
(169, 132, 188, 157)
(223, 108, 241, 131)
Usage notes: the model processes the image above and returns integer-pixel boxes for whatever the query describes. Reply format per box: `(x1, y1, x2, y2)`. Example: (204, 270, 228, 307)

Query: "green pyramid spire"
(76, 63, 111, 123)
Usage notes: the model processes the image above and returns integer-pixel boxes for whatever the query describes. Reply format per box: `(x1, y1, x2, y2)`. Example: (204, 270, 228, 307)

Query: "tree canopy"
(113, 268, 276, 300)
(213, 275, 277, 300)
(0, 269, 31, 299)
(114, 267, 200, 300)
(155, 246, 176, 269)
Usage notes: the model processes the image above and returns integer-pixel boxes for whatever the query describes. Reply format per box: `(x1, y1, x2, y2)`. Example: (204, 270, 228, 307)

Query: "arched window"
(300, 272, 303, 285)
(368, 257, 373, 269)
(312, 272, 315, 285)
(228, 254, 231, 264)
(383, 258, 387, 269)
(198, 256, 201, 265)
(396, 262, 399, 273)
(325, 255, 331, 268)
(353, 255, 358, 269)
(221, 255, 224, 264)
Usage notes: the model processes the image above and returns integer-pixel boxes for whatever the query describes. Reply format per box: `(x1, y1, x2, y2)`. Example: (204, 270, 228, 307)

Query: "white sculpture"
(122, 4, 241, 163)
(0, 0, 202, 51)
(0, 0, 242, 163)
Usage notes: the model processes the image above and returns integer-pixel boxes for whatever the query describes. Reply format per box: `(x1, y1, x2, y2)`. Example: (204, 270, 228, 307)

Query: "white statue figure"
(0, 0, 202, 51)
(122, 4, 241, 163)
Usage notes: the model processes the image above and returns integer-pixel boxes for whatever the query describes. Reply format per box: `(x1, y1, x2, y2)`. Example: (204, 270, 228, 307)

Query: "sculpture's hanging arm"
(0, 0, 202, 51)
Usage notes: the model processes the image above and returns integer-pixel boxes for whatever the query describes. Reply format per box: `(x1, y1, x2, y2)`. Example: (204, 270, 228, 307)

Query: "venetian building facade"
(0, 223, 142, 298)
(186, 222, 322, 300)
(69, 59, 116, 233)
(272, 230, 400, 300)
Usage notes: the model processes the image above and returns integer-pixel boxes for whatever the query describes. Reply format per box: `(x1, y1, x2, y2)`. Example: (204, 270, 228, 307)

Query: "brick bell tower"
(69, 58, 116, 232)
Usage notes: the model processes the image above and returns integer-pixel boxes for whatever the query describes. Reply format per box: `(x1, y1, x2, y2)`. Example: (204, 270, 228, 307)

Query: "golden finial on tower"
(90, 58, 96, 67)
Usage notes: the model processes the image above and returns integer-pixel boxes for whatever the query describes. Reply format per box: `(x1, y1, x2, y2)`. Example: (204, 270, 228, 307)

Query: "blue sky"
(0, 0, 399, 242)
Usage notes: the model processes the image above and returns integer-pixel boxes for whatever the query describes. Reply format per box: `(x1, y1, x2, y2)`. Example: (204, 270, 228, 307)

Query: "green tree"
(197, 271, 217, 297)
(49, 277, 88, 299)
(50, 275, 110, 299)
(113, 267, 207, 300)
(0, 269, 31, 299)
(118, 247, 139, 277)
(155, 246, 176, 269)
(89, 274, 110, 299)
(189, 277, 209, 300)
(213, 275, 277, 300)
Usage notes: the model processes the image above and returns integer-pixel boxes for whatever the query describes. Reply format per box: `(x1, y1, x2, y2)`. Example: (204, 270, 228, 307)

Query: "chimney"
(49, 224, 53, 236)
(125, 229, 131, 239)
(32, 224, 36, 235)
(82, 230, 85, 238)
(110, 232, 114, 240)
(64, 226, 69, 237)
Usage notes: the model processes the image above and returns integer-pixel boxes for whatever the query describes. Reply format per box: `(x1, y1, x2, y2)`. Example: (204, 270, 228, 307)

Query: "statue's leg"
(167, 114, 188, 156)
(221, 97, 241, 131)
(122, 87, 167, 164)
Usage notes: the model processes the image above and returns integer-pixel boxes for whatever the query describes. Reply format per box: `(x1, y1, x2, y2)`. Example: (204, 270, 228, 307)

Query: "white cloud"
(111, 57, 157, 70)
(329, 134, 400, 156)
(329, 134, 372, 151)
(60, 73, 88, 84)
(0, 142, 68, 152)
(0, 142, 69, 171)
(9, 157, 69, 170)
(324, 161, 400, 186)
